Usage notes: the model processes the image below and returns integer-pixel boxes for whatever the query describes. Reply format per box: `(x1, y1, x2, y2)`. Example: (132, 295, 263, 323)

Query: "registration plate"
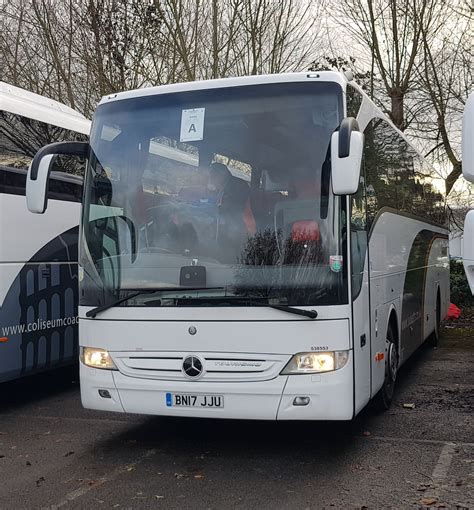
(166, 393, 224, 408)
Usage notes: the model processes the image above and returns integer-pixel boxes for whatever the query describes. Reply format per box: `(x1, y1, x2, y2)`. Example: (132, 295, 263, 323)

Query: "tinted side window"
(0, 111, 86, 200)
(417, 157, 446, 226)
(364, 118, 446, 228)
(350, 171, 367, 299)
(346, 85, 363, 118)
(0, 166, 27, 196)
(48, 174, 83, 203)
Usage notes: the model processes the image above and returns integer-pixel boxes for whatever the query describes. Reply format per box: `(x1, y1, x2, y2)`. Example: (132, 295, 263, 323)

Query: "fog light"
(293, 396, 310, 406)
(98, 389, 111, 399)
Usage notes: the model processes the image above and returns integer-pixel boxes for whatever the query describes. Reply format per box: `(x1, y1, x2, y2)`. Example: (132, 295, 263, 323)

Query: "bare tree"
(150, 0, 323, 81)
(416, 1, 472, 195)
(330, 0, 471, 196)
(233, 0, 322, 76)
(1, 0, 327, 116)
(336, 0, 443, 131)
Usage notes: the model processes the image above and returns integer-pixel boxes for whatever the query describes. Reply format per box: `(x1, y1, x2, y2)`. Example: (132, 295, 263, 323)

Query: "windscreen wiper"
(86, 290, 154, 318)
(266, 304, 318, 319)
(86, 288, 317, 319)
(85, 287, 225, 319)
(175, 295, 318, 319)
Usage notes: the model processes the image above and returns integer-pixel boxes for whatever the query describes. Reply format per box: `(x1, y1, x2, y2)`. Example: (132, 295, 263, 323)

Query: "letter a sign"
(180, 108, 205, 142)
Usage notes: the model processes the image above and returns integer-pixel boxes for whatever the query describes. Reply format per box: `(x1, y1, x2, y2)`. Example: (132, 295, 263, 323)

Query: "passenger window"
(48, 155, 84, 203)
(0, 166, 27, 196)
(346, 85, 363, 118)
(350, 173, 367, 299)
(48, 175, 83, 203)
(364, 118, 446, 228)
(0, 111, 87, 201)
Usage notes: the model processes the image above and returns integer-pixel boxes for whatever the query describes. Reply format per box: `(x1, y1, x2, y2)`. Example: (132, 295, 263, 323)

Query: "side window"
(51, 153, 86, 179)
(364, 118, 446, 228)
(0, 111, 87, 199)
(87, 216, 121, 292)
(0, 166, 27, 196)
(48, 174, 83, 203)
(416, 156, 446, 226)
(363, 119, 380, 229)
(350, 171, 367, 299)
(346, 85, 363, 119)
(365, 118, 416, 227)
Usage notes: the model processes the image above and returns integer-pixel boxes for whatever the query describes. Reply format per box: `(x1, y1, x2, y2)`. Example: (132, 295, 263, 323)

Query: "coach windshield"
(81, 82, 348, 308)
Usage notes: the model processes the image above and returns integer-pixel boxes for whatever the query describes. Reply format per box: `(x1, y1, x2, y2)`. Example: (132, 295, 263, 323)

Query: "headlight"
(281, 351, 349, 374)
(81, 347, 117, 370)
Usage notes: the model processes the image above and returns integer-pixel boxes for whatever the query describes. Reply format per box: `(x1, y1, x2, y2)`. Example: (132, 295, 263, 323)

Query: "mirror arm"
(30, 141, 89, 181)
(338, 117, 360, 158)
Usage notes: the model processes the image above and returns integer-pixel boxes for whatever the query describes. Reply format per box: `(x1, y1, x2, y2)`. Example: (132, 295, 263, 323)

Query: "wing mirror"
(331, 118, 364, 195)
(463, 210, 474, 295)
(462, 93, 474, 184)
(27, 141, 88, 213)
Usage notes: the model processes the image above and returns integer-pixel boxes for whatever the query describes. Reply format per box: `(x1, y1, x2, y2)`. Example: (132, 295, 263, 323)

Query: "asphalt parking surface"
(0, 327, 472, 509)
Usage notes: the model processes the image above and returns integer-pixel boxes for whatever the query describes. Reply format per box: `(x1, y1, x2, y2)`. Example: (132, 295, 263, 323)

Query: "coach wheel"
(374, 323, 398, 411)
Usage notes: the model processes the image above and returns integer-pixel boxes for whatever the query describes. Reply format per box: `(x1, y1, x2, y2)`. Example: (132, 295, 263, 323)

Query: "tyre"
(373, 323, 398, 411)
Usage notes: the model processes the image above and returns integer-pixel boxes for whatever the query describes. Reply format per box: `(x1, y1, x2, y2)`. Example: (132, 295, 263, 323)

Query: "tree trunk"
(389, 88, 405, 131)
(445, 162, 463, 196)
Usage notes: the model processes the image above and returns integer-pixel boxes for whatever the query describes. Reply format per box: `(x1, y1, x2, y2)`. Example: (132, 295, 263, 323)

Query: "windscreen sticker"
(330, 255, 343, 273)
(180, 108, 205, 142)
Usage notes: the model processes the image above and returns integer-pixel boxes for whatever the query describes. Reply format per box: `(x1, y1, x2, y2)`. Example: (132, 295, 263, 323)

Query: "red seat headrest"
(291, 220, 320, 242)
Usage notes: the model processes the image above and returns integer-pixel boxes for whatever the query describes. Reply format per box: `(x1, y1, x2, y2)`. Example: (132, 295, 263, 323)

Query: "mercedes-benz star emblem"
(182, 355, 204, 378)
(188, 326, 197, 335)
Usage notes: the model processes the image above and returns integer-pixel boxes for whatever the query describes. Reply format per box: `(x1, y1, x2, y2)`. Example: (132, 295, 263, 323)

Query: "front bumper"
(80, 352, 354, 420)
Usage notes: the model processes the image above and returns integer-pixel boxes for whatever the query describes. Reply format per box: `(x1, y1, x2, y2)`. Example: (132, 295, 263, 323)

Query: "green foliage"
(450, 260, 474, 307)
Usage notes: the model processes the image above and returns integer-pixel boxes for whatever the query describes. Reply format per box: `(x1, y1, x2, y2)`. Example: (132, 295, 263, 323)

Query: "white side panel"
(0, 194, 80, 382)
(0, 195, 80, 303)
(369, 210, 449, 395)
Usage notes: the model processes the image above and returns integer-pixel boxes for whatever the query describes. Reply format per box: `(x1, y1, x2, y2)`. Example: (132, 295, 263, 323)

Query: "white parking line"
(417, 442, 457, 505)
(48, 448, 157, 509)
(432, 443, 456, 483)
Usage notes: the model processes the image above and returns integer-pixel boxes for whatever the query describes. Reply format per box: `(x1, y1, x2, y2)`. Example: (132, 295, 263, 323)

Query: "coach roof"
(0, 82, 90, 135)
(98, 71, 349, 106)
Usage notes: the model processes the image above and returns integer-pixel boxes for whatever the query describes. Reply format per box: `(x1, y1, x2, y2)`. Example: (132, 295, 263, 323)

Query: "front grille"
(113, 352, 288, 382)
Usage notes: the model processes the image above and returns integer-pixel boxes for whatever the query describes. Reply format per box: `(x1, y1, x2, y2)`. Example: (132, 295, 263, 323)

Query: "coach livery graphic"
(0, 82, 90, 382)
